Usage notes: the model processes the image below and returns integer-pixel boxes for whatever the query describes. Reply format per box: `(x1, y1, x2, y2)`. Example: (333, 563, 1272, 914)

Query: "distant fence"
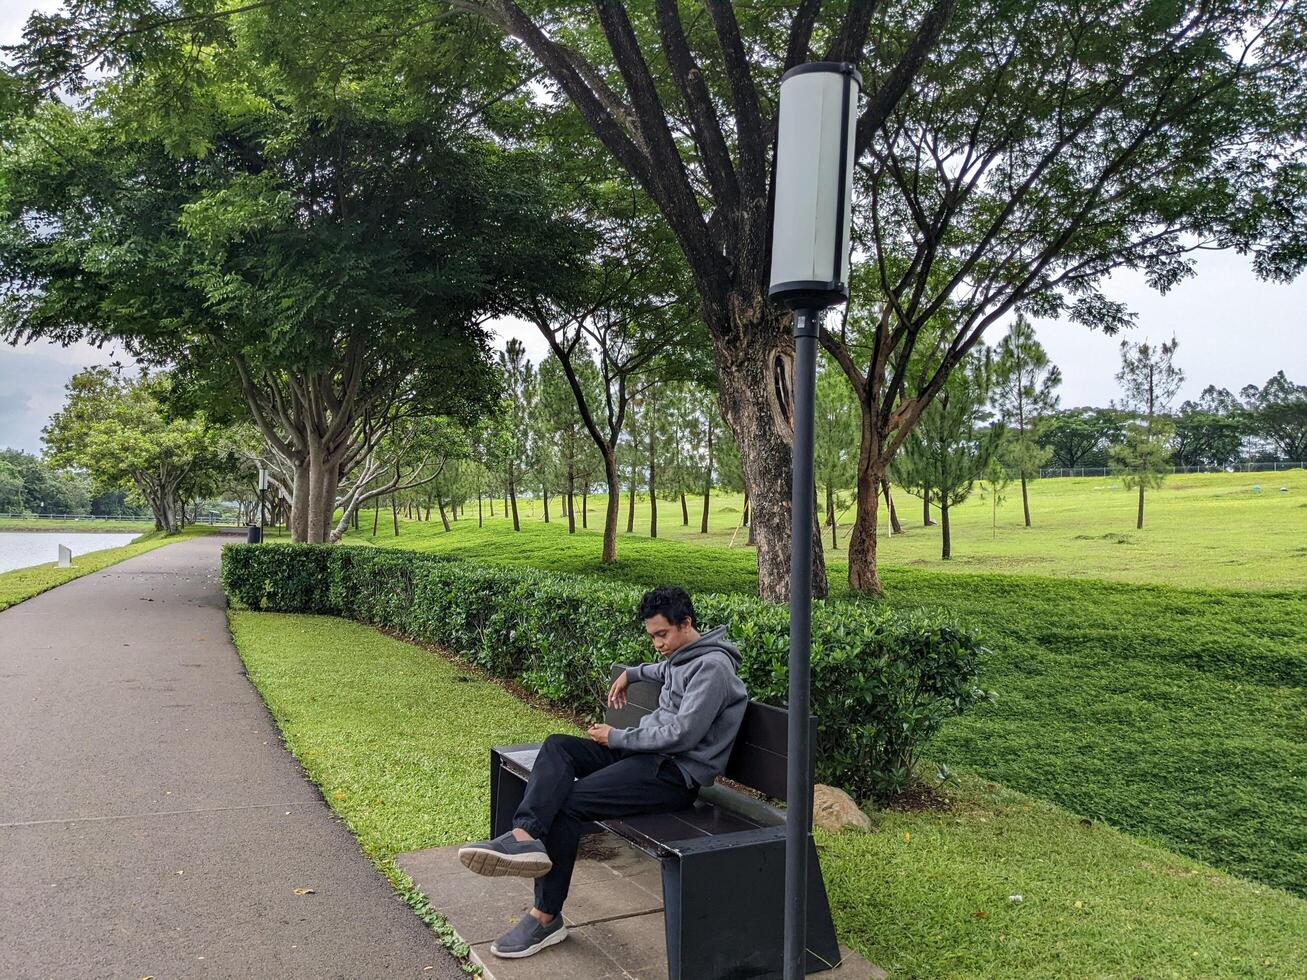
(1039, 462, 1305, 478)
(0, 512, 242, 525)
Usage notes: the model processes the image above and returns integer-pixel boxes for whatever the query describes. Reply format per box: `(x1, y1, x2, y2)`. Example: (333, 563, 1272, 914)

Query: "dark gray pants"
(513, 733, 698, 914)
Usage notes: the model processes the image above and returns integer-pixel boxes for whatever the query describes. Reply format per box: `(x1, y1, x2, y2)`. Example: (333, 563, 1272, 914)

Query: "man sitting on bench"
(458, 585, 748, 960)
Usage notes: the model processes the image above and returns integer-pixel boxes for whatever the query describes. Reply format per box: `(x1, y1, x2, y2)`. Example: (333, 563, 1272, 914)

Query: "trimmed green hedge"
(222, 543, 990, 801)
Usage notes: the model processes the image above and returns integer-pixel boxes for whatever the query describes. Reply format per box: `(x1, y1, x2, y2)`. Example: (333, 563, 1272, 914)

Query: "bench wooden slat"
(603, 811, 710, 845)
(612, 800, 759, 840)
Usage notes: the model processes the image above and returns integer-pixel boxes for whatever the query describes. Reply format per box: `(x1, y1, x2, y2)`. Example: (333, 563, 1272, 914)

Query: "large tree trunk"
(437, 492, 451, 532)
(478, 492, 483, 527)
(509, 469, 521, 531)
(543, 485, 550, 523)
(291, 462, 310, 543)
(311, 456, 339, 544)
(1021, 474, 1031, 527)
(680, 491, 689, 526)
(710, 315, 826, 601)
(158, 495, 178, 535)
(136, 478, 169, 534)
(139, 475, 182, 535)
(626, 473, 636, 533)
(847, 422, 885, 593)
(941, 499, 952, 559)
(923, 494, 932, 526)
(1137, 483, 1145, 529)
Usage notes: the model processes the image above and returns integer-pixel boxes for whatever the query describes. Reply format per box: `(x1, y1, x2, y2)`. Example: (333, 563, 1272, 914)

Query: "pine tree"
(990, 317, 1061, 526)
(892, 357, 1003, 559)
(1111, 338, 1183, 529)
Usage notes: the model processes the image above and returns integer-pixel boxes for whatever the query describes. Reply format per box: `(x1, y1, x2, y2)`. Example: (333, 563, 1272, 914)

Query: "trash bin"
(246, 524, 263, 544)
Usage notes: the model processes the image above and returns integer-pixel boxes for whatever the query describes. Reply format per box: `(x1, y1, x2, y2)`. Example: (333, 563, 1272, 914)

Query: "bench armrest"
(696, 783, 784, 828)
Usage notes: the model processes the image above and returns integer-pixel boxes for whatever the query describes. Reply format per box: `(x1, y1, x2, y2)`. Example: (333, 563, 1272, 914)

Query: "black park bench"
(489, 666, 842, 979)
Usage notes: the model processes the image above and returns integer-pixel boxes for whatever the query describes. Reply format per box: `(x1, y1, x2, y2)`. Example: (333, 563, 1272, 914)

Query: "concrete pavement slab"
(401, 841, 887, 980)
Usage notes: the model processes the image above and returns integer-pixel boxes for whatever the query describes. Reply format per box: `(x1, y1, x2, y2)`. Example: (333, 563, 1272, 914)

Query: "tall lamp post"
(257, 464, 268, 539)
(767, 61, 861, 980)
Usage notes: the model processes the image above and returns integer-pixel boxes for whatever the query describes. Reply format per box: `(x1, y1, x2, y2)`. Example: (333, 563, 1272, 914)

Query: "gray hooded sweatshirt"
(607, 625, 748, 787)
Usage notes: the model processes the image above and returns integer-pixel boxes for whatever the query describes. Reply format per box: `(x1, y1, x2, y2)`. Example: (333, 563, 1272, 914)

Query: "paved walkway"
(0, 534, 460, 978)
(399, 838, 885, 980)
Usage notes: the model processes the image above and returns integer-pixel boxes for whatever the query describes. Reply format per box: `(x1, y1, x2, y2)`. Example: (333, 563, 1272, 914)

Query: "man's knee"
(541, 733, 581, 753)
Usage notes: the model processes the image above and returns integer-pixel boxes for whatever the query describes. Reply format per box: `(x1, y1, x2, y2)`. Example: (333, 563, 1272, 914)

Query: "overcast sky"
(1, 3, 1304, 455)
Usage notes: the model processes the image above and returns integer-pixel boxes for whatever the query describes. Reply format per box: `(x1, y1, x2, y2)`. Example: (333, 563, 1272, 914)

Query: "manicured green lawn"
(363, 468, 1307, 591)
(0, 526, 215, 612)
(226, 612, 1307, 979)
(892, 571, 1306, 898)
(343, 516, 1307, 896)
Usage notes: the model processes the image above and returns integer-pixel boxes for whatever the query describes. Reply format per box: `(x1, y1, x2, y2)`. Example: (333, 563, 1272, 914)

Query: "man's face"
(643, 614, 694, 658)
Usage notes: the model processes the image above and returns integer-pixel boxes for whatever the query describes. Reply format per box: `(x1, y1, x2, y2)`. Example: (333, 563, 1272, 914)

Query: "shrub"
(221, 543, 990, 802)
(221, 542, 335, 612)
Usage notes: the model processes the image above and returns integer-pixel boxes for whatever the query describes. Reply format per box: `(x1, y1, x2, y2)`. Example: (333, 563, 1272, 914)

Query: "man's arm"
(624, 660, 668, 685)
(608, 658, 731, 755)
(608, 659, 667, 709)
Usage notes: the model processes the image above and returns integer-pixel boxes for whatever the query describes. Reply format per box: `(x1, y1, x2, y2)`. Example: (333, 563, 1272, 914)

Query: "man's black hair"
(637, 585, 696, 628)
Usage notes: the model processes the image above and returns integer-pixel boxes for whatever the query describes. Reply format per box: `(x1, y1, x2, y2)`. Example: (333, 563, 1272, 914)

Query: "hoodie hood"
(667, 625, 742, 671)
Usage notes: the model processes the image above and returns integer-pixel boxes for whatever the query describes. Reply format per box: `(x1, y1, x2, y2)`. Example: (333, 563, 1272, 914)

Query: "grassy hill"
(342, 470, 1306, 895)
(383, 468, 1307, 591)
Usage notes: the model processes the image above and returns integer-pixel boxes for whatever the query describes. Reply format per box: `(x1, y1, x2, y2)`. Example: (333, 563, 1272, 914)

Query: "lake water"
(0, 532, 142, 574)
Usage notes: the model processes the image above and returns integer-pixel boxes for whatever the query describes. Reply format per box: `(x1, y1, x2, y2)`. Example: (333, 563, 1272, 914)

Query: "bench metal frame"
(488, 668, 842, 979)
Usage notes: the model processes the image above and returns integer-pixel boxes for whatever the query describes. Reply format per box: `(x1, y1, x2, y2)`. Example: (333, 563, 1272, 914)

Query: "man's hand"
(607, 671, 629, 709)
(587, 723, 612, 746)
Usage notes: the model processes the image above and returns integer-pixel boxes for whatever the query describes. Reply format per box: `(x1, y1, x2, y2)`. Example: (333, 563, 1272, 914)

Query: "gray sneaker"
(490, 912, 567, 958)
(458, 831, 552, 878)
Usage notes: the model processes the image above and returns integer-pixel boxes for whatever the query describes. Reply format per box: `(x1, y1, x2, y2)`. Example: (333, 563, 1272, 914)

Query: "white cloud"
(0, 340, 132, 455)
(1036, 250, 1307, 408)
